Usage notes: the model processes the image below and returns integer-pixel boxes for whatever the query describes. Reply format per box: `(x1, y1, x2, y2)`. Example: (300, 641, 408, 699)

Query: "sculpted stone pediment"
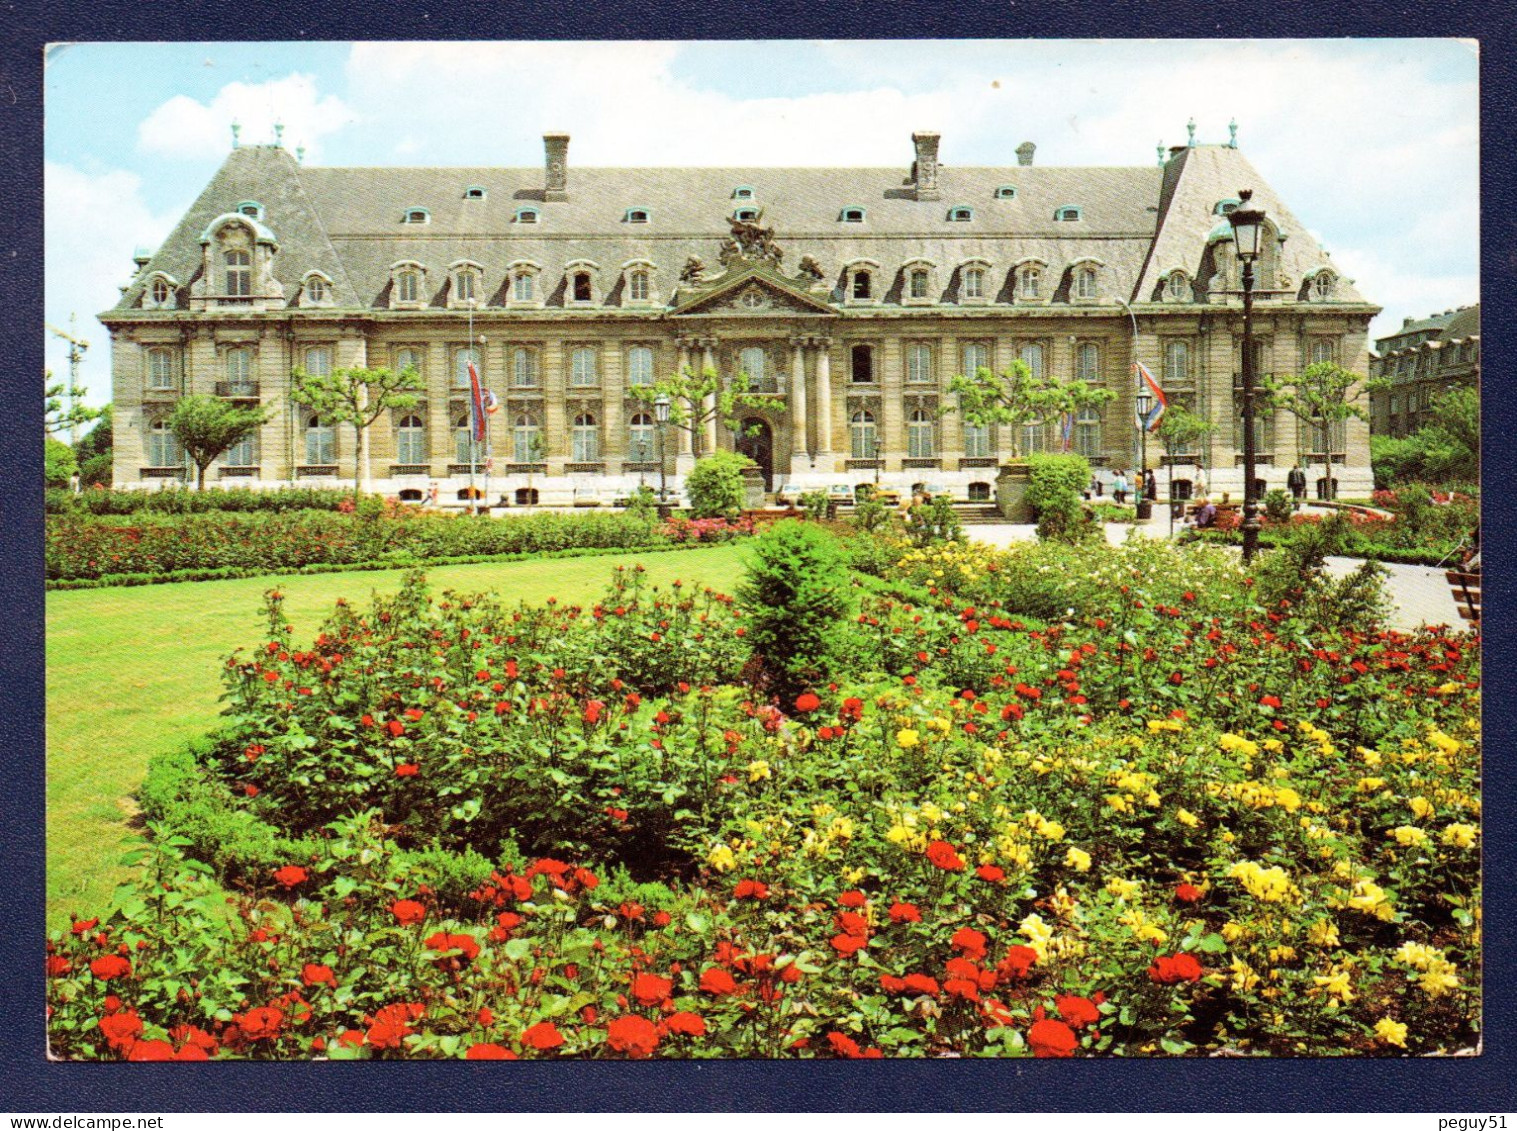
(671, 269, 835, 318)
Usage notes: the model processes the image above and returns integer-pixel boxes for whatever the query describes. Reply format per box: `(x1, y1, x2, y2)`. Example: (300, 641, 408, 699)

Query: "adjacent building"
(104, 127, 1380, 503)
(1368, 304, 1480, 437)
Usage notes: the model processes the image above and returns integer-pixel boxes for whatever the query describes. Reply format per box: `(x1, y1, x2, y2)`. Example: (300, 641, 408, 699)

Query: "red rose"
(830, 933, 868, 956)
(46, 955, 70, 977)
(273, 865, 308, 889)
(301, 963, 335, 987)
(997, 945, 1038, 980)
(424, 932, 481, 962)
(1259, 694, 1282, 708)
(89, 955, 131, 981)
(174, 1044, 211, 1061)
(386, 719, 406, 738)
(1028, 1017, 1078, 1058)
(665, 1011, 706, 1037)
(950, 927, 988, 960)
(584, 700, 605, 725)
(888, 901, 922, 924)
(976, 864, 1006, 883)
(521, 1022, 564, 1051)
(837, 889, 867, 909)
(1148, 953, 1204, 984)
(98, 1010, 143, 1050)
(1175, 883, 1203, 904)
(652, 910, 672, 928)
(466, 1042, 516, 1060)
(606, 1014, 660, 1059)
(826, 1031, 865, 1059)
(395, 763, 419, 777)
(903, 973, 940, 996)
(1056, 994, 1100, 1028)
(925, 840, 966, 872)
(71, 917, 99, 935)
(391, 899, 426, 925)
(794, 692, 821, 713)
(834, 910, 868, 938)
(734, 879, 770, 901)
(236, 1006, 284, 1041)
(700, 967, 740, 995)
(631, 972, 672, 1007)
(127, 1039, 175, 1062)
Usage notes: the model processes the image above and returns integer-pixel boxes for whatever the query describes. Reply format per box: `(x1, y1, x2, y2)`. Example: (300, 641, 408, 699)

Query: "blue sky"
(45, 39, 1479, 408)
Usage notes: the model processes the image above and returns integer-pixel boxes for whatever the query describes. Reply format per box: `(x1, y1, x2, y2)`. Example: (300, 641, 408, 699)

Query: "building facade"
(1368, 304, 1480, 437)
(104, 130, 1380, 503)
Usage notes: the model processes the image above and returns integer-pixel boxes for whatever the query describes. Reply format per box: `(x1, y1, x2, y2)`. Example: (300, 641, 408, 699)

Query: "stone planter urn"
(741, 465, 766, 510)
(994, 461, 1034, 522)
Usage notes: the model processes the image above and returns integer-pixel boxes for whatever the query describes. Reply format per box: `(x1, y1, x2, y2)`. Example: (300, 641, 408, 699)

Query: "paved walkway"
(964, 519, 1468, 634)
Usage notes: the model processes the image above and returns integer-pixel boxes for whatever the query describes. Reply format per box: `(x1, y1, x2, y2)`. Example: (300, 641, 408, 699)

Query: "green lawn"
(46, 544, 749, 930)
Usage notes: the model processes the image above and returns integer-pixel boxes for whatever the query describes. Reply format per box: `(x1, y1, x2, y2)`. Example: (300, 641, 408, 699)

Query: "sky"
(44, 39, 1479, 411)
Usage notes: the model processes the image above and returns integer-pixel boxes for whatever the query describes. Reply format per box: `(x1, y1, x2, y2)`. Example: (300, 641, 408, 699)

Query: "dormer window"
(390, 261, 427, 308)
(622, 260, 657, 306)
(515, 207, 539, 224)
(625, 208, 650, 224)
(144, 273, 179, 310)
(734, 207, 759, 222)
(902, 260, 937, 306)
(449, 261, 484, 307)
(514, 274, 534, 302)
(947, 206, 973, 222)
(236, 201, 263, 220)
(397, 270, 419, 303)
(464, 186, 487, 200)
(508, 261, 543, 308)
(852, 271, 872, 300)
(629, 270, 650, 302)
(1311, 270, 1336, 302)
(301, 271, 334, 307)
(307, 276, 326, 303)
(404, 208, 430, 225)
(994, 185, 1017, 200)
(909, 269, 929, 299)
(959, 262, 992, 304)
(224, 249, 251, 297)
(572, 272, 592, 302)
(732, 186, 755, 201)
(1015, 261, 1046, 301)
(1072, 263, 1101, 301)
(1215, 198, 1242, 215)
(1055, 205, 1083, 222)
(840, 207, 866, 224)
(1165, 271, 1190, 303)
(152, 277, 171, 305)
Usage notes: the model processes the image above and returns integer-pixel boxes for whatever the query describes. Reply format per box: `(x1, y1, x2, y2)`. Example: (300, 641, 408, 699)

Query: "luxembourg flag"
(1134, 360, 1168, 432)
(467, 360, 488, 443)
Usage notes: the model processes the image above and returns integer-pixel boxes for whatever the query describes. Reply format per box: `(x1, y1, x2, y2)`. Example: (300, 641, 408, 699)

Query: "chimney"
(544, 133, 569, 201)
(911, 132, 941, 200)
(1016, 141, 1036, 167)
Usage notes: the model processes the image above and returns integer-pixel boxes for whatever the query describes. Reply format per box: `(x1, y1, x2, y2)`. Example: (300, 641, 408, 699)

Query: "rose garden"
(44, 463, 1480, 1061)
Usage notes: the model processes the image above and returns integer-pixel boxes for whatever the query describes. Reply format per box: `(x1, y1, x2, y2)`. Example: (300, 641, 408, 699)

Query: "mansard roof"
(110, 139, 1374, 316)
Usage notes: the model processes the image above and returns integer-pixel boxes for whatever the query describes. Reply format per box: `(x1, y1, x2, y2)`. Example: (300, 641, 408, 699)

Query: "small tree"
(630, 365, 780, 459)
(685, 450, 753, 519)
(290, 364, 425, 500)
(1152, 404, 1214, 499)
(167, 394, 269, 491)
(946, 358, 1115, 458)
(75, 404, 114, 487)
(737, 519, 850, 700)
(1262, 362, 1384, 501)
(45, 368, 102, 438)
(45, 435, 78, 489)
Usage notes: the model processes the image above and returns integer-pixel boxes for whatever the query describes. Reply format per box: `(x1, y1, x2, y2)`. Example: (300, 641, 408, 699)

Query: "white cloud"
(138, 73, 352, 160)
(44, 161, 185, 407)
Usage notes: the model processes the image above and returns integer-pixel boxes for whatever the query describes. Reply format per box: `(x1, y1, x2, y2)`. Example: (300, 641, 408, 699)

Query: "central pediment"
(670, 264, 837, 318)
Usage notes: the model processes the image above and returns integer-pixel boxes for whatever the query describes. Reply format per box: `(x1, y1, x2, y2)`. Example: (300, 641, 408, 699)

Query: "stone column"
(879, 336, 903, 474)
(543, 338, 567, 474)
(790, 338, 808, 474)
(813, 337, 835, 472)
(702, 338, 719, 456)
(426, 340, 453, 478)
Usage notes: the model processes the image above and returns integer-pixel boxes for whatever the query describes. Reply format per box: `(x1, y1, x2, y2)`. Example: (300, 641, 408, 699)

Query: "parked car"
(917, 483, 954, 502)
(572, 488, 602, 507)
(826, 484, 856, 502)
(859, 484, 903, 507)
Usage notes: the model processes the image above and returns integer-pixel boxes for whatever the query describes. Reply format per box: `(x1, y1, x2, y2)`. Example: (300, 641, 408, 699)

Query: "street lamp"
(1134, 391, 1153, 521)
(871, 433, 882, 488)
(636, 438, 648, 490)
(1229, 187, 1266, 563)
(653, 393, 672, 518)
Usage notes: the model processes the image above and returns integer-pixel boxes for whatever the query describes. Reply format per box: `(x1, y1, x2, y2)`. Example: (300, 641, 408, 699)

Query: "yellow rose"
(747, 760, 771, 783)
(706, 844, 737, 873)
(1408, 796, 1436, 820)
(896, 728, 921, 749)
(1065, 847, 1092, 872)
(1441, 823, 1478, 849)
(1175, 808, 1200, 828)
(1374, 1018, 1409, 1048)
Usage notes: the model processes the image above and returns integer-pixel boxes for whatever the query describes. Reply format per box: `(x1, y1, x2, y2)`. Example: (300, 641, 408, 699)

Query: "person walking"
(1112, 469, 1128, 505)
(1287, 464, 1307, 510)
(1144, 468, 1158, 502)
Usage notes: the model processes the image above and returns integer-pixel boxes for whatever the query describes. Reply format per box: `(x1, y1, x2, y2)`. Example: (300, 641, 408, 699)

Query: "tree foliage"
(1152, 403, 1214, 461)
(75, 404, 114, 487)
(45, 368, 102, 438)
(684, 450, 754, 519)
(629, 365, 779, 458)
(1370, 385, 1479, 489)
(45, 436, 78, 489)
(1261, 362, 1384, 498)
(946, 358, 1115, 458)
(736, 519, 850, 700)
(168, 395, 269, 491)
(290, 364, 425, 498)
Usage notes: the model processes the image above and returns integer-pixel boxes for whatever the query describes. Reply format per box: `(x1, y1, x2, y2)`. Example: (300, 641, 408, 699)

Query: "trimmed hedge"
(46, 485, 361, 516)
(47, 509, 669, 582)
(1183, 528, 1457, 566)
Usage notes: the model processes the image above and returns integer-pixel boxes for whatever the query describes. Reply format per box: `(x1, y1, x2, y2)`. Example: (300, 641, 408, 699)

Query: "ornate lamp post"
(1134, 392, 1152, 521)
(871, 433, 882, 489)
(654, 393, 672, 518)
(1228, 188, 1266, 563)
(636, 438, 648, 490)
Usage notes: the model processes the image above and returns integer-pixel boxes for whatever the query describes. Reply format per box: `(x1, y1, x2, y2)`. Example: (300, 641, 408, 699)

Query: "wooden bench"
(1446, 570, 1481, 623)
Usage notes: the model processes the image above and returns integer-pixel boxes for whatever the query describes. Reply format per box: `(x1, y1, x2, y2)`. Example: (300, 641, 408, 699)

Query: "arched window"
(1055, 205, 1083, 222)
(994, 186, 1017, 200)
(302, 345, 331, 377)
(627, 345, 654, 387)
(305, 416, 335, 465)
(968, 481, 992, 501)
(1074, 405, 1103, 459)
(396, 269, 420, 304)
(850, 408, 878, 459)
(907, 342, 934, 384)
(513, 413, 541, 463)
(1163, 340, 1189, 385)
(961, 341, 990, 379)
(394, 347, 422, 378)
(224, 249, 251, 297)
(1075, 267, 1098, 300)
(962, 266, 986, 301)
(226, 431, 257, 468)
(851, 270, 872, 300)
(571, 272, 593, 303)
(237, 201, 263, 220)
(851, 344, 874, 384)
(732, 186, 755, 200)
(840, 207, 866, 223)
(404, 208, 430, 225)
(907, 408, 936, 458)
(963, 421, 992, 458)
(628, 269, 651, 302)
(512, 347, 539, 388)
(464, 186, 486, 200)
(306, 276, 326, 304)
(454, 347, 480, 389)
(150, 277, 172, 306)
(1076, 342, 1100, 383)
(738, 346, 766, 390)
(1019, 342, 1045, 379)
(148, 419, 182, 467)
(628, 412, 655, 459)
(455, 413, 475, 464)
(396, 414, 426, 464)
(625, 208, 650, 224)
(572, 413, 599, 461)
(515, 208, 539, 224)
(1166, 272, 1190, 302)
(1312, 272, 1335, 302)
(147, 347, 177, 390)
(1017, 265, 1041, 300)
(734, 207, 759, 222)
(570, 347, 598, 387)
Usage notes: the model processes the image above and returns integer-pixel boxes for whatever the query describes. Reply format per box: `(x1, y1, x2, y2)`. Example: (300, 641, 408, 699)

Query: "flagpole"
(468, 301, 477, 512)
(1117, 296, 1141, 487)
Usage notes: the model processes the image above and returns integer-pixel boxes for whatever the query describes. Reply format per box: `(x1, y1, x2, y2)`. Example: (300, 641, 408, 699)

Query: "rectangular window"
(571, 347, 598, 387)
(397, 272, 419, 304)
(1232, 395, 1275, 453)
(963, 422, 992, 458)
(1310, 339, 1335, 366)
(1163, 340, 1189, 386)
(394, 347, 422, 378)
(512, 347, 539, 388)
(514, 420, 541, 464)
(303, 346, 332, 377)
(306, 423, 335, 465)
(454, 348, 480, 389)
(1074, 407, 1102, 460)
(909, 269, 930, 300)
(1076, 342, 1101, 383)
(1019, 342, 1045, 379)
(627, 346, 654, 387)
(226, 433, 257, 467)
(907, 416, 936, 458)
(962, 267, 984, 300)
(907, 343, 934, 384)
(629, 271, 650, 301)
(962, 342, 990, 380)
(851, 344, 874, 384)
(513, 274, 534, 302)
(147, 349, 177, 390)
(572, 420, 599, 462)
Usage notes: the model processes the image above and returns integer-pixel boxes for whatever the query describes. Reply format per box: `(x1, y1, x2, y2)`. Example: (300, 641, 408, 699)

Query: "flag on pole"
(1134, 361, 1168, 432)
(483, 389, 500, 415)
(467, 361, 488, 442)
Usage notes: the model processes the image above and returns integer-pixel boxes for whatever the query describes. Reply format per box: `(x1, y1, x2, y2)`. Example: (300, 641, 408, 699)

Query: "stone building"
(104, 128, 1379, 503)
(1368, 304, 1479, 437)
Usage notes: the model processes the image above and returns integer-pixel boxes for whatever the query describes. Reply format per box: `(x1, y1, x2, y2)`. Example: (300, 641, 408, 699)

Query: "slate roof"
(1374, 304, 1479, 354)
(111, 141, 1371, 315)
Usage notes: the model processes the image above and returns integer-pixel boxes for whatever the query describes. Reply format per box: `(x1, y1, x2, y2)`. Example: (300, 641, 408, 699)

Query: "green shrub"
(904, 495, 963, 547)
(685, 451, 754, 519)
(799, 490, 830, 521)
(1026, 453, 1094, 543)
(737, 519, 850, 699)
(1263, 488, 1294, 523)
(45, 437, 78, 489)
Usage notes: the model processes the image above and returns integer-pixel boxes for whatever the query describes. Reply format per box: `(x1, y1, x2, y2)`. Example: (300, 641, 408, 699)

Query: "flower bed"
(47, 546, 1480, 1060)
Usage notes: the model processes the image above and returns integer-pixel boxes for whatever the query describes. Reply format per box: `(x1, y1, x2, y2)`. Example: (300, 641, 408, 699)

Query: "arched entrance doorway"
(735, 418, 774, 491)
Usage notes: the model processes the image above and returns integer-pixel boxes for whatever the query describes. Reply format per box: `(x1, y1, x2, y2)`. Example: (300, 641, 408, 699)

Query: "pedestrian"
(1192, 462, 1208, 501)
(427, 481, 440, 508)
(1193, 496, 1218, 529)
(1111, 469, 1128, 505)
(1144, 468, 1157, 502)
(1093, 473, 1104, 498)
(1287, 463, 1307, 510)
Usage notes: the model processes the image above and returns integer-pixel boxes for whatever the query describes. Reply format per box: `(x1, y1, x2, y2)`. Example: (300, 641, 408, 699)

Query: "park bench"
(1445, 569, 1481, 624)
